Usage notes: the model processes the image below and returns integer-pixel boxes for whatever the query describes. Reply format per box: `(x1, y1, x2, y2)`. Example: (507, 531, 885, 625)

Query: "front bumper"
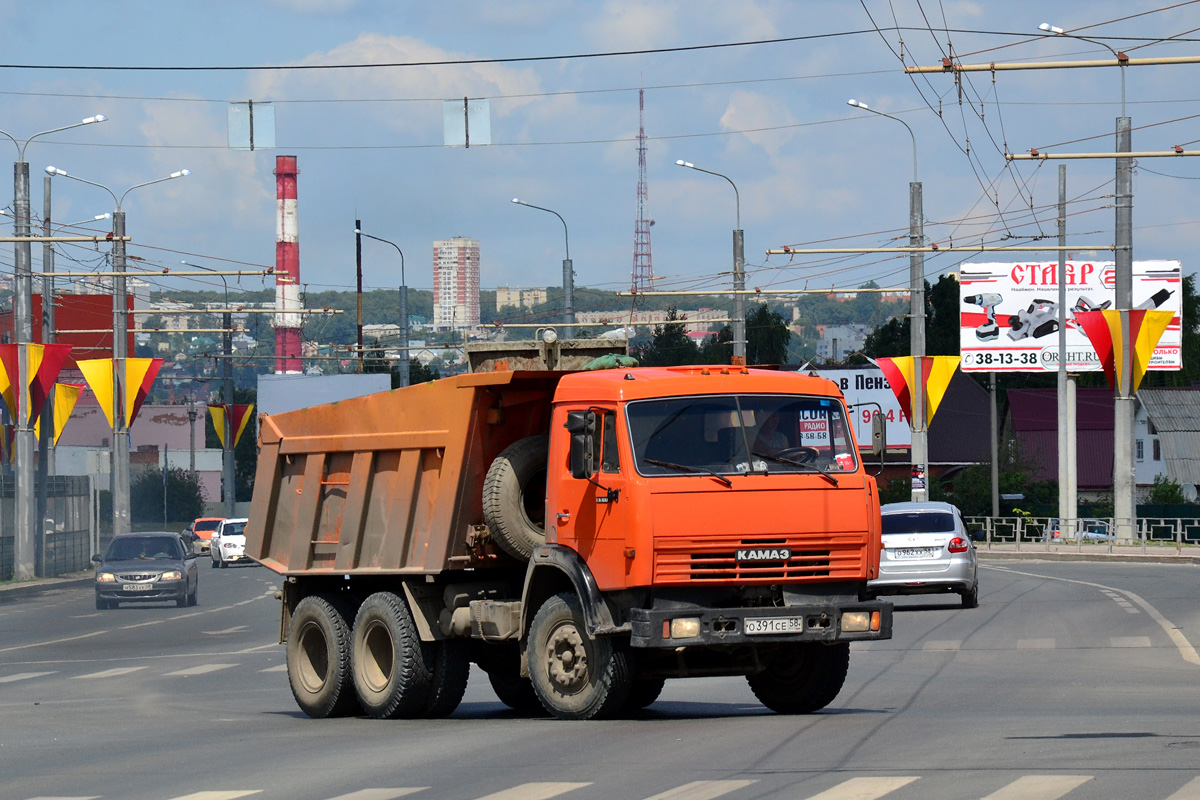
(629, 601, 892, 648)
(97, 581, 186, 603)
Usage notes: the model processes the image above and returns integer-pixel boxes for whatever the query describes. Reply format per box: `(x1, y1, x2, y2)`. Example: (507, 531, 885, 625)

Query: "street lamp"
(674, 160, 745, 361)
(511, 198, 574, 338)
(182, 260, 235, 517)
(1039, 22, 1135, 543)
(44, 165, 191, 536)
(0, 114, 106, 580)
(354, 227, 409, 387)
(846, 99, 928, 501)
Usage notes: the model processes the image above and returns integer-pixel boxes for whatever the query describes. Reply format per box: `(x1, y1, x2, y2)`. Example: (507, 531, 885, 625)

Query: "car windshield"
(882, 512, 956, 535)
(106, 536, 180, 561)
(194, 520, 221, 532)
(626, 393, 858, 477)
(221, 522, 247, 536)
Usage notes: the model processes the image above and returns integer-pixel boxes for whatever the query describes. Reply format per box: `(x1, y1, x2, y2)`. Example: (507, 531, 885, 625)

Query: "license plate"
(745, 617, 803, 635)
(892, 547, 939, 559)
(123, 583, 153, 591)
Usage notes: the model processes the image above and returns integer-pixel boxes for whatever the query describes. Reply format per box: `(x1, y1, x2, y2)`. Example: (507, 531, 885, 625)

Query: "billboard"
(958, 261, 1182, 373)
(811, 368, 911, 449)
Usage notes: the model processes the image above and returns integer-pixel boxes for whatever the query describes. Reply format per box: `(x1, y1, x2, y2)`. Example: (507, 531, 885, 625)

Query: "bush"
(130, 467, 205, 524)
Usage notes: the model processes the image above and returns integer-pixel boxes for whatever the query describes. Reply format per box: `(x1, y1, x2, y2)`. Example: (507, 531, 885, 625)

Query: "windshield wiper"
(751, 451, 839, 486)
(643, 458, 733, 488)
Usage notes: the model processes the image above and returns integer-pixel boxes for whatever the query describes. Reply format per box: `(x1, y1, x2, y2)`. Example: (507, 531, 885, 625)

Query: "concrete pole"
(112, 209, 131, 537)
(13, 159, 37, 579)
(188, 402, 197, 478)
(355, 220, 363, 373)
(1056, 165, 1069, 539)
(36, 175, 53, 575)
(990, 372, 999, 518)
(399, 280, 409, 387)
(909, 181, 928, 501)
(733, 230, 746, 361)
(1113, 116, 1135, 543)
(562, 257, 575, 340)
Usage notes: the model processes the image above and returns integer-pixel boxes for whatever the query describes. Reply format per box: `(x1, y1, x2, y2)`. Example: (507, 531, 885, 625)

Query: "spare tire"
(483, 435, 549, 560)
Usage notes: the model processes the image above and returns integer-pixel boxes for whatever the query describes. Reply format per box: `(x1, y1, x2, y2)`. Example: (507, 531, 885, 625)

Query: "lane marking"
(165, 793, 263, 800)
(642, 780, 758, 800)
(164, 663, 238, 677)
(1017, 639, 1056, 649)
(72, 666, 147, 680)
(25, 795, 102, 799)
(0, 630, 106, 654)
(922, 640, 962, 651)
(326, 791, 427, 800)
(0, 671, 56, 683)
(803, 776, 920, 799)
(1110, 636, 1152, 648)
(985, 566, 1200, 666)
(980, 775, 1091, 799)
(259, 664, 288, 673)
(204, 626, 248, 636)
(474, 783, 591, 800)
(1166, 776, 1200, 799)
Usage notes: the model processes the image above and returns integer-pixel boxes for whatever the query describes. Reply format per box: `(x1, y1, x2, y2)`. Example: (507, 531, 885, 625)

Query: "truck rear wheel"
(287, 595, 360, 719)
(483, 435, 548, 560)
(423, 639, 470, 718)
(527, 592, 631, 720)
(351, 592, 434, 719)
(747, 642, 850, 714)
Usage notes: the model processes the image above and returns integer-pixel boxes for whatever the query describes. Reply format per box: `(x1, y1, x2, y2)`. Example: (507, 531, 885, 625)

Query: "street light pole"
(1040, 22, 1135, 542)
(674, 161, 745, 362)
(847, 100, 927, 501)
(46, 166, 190, 537)
(0, 114, 105, 580)
(355, 227, 408, 387)
(512, 198, 574, 339)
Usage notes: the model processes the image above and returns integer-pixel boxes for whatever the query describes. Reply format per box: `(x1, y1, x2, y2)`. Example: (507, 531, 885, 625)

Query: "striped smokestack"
(274, 155, 302, 374)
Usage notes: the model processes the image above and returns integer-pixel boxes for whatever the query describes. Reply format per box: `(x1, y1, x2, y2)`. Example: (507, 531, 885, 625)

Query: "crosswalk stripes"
(163, 663, 237, 677)
(0, 671, 56, 683)
(804, 777, 920, 800)
(164, 792, 262, 800)
(980, 775, 1092, 800)
(23, 796, 100, 800)
(641, 780, 757, 800)
(71, 666, 147, 680)
(1166, 776, 1200, 800)
(474, 783, 591, 800)
(259, 664, 288, 672)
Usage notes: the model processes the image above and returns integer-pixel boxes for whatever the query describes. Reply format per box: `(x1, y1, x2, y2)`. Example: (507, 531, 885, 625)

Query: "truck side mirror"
(565, 410, 597, 479)
(870, 413, 886, 460)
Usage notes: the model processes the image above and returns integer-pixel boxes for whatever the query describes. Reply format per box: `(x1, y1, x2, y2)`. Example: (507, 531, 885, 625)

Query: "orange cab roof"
(553, 366, 843, 404)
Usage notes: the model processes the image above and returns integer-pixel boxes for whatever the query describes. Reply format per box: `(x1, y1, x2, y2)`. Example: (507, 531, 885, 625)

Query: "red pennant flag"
(0, 343, 19, 421)
(28, 343, 73, 428)
(126, 358, 164, 427)
(230, 403, 255, 447)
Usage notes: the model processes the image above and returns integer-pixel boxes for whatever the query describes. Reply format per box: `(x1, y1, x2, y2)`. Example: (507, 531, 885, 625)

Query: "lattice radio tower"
(631, 88, 654, 293)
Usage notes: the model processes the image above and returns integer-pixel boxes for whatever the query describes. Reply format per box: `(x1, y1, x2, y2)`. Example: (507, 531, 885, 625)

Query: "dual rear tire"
(286, 591, 469, 720)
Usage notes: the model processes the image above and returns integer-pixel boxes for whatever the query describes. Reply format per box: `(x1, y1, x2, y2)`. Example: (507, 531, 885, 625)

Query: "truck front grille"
(653, 534, 867, 584)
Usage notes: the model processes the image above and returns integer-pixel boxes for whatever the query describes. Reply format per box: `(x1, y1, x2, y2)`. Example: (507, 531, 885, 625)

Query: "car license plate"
(745, 617, 803, 635)
(123, 583, 153, 591)
(893, 547, 939, 559)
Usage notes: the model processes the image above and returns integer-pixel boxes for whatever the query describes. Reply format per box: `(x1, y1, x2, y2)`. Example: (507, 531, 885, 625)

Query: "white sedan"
(210, 517, 249, 568)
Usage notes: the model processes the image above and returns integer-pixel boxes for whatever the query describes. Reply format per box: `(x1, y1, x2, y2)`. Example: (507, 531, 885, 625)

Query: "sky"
(3, 0, 1200, 323)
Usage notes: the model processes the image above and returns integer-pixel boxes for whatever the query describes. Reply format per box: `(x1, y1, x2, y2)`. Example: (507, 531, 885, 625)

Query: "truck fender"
(520, 544, 628, 639)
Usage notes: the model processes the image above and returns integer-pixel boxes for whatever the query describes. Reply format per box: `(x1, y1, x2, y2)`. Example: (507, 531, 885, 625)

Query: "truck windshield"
(627, 394, 858, 477)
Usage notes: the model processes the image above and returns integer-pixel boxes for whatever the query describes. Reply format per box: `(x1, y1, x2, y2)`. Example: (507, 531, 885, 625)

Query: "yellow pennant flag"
(33, 383, 85, 445)
(77, 358, 116, 429)
(1131, 309, 1175, 394)
(924, 356, 961, 425)
(209, 404, 229, 448)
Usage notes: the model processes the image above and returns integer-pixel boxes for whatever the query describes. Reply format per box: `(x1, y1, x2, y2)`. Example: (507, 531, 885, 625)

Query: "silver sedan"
(868, 501, 979, 607)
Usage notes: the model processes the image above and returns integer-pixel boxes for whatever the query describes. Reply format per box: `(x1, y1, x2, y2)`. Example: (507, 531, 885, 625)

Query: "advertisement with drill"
(959, 260, 1182, 373)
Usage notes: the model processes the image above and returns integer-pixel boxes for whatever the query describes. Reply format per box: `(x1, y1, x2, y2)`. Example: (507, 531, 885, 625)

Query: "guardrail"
(963, 516, 1200, 554)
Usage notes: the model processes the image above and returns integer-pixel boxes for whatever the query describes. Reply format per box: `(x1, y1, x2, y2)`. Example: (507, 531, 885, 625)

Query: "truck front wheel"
(747, 642, 850, 714)
(351, 592, 434, 719)
(287, 595, 360, 719)
(527, 592, 631, 720)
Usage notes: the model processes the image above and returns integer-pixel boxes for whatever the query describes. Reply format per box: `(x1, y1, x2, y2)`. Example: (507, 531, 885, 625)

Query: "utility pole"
(355, 219, 364, 372)
(909, 181, 927, 501)
(112, 209, 131, 536)
(223, 303, 234, 518)
(188, 402, 197, 479)
(1113, 116, 1134, 542)
(36, 174, 53, 576)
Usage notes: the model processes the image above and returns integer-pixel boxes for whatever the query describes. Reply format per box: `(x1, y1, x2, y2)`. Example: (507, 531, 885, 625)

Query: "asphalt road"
(2, 559, 1200, 800)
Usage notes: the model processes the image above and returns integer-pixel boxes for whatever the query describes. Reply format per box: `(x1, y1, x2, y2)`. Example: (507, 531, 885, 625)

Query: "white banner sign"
(958, 260, 1182, 373)
(812, 368, 912, 450)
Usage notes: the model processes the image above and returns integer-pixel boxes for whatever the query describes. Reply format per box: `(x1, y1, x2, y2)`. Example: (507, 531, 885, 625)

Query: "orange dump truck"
(246, 354, 891, 721)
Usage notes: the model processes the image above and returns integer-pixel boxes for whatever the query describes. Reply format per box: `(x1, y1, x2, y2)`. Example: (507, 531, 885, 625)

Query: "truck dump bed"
(245, 370, 563, 576)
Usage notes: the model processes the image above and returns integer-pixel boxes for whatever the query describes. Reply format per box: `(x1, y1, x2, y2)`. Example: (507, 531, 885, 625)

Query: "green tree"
(633, 307, 699, 366)
(745, 302, 792, 365)
(699, 326, 733, 364)
(857, 274, 961, 361)
(130, 466, 204, 524)
(408, 358, 441, 385)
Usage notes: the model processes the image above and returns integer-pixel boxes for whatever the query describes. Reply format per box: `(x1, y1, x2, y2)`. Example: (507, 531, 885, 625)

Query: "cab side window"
(601, 412, 620, 473)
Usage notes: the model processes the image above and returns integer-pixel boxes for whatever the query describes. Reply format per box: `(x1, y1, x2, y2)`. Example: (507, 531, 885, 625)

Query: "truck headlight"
(841, 611, 871, 632)
(668, 617, 701, 639)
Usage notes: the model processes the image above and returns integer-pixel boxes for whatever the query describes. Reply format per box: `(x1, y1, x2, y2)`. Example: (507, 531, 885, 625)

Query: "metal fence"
(1, 475, 97, 581)
(964, 515, 1200, 553)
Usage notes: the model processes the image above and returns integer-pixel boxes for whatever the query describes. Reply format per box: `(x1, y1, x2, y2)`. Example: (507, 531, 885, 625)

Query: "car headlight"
(223, 541, 237, 548)
(159, 570, 182, 581)
(97, 572, 116, 583)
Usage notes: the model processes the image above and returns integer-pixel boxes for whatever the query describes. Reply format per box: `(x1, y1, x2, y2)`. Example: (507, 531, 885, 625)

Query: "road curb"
(0, 574, 94, 600)
(977, 550, 1200, 565)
